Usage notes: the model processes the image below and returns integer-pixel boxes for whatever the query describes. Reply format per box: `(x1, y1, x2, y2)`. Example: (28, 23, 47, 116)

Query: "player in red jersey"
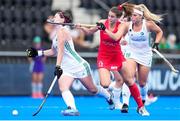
(76, 5, 149, 116)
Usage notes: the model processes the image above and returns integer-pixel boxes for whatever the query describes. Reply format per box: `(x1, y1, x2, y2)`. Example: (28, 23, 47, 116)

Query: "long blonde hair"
(120, 3, 163, 23)
(137, 4, 163, 23)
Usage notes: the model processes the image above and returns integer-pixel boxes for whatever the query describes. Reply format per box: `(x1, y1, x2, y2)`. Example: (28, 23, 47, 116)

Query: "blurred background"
(0, 0, 180, 96)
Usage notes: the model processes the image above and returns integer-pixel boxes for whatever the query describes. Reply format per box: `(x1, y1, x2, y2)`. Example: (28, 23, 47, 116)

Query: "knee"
(88, 88, 98, 94)
(139, 81, 147, 87)
(124, 78, 135, 86)
(59, 85, 69, 92)
(100, 81, 111, 88)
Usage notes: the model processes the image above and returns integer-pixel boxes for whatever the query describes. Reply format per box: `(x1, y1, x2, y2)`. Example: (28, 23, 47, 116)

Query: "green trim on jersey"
(64, 41, 91, 75)
(64, 41, 83, 63)
(83, 62, 91, 75)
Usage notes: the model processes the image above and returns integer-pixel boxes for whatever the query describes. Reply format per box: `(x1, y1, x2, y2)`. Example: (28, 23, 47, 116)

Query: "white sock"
(110, 83, 122, 105)
(61, 90, 76, 110)
(96, 86, 111, 100)
(122, 83, 131, 105)
(32, 82, 37, 93)
(139, 84, 148, 101)
(37, 83, 43, 93)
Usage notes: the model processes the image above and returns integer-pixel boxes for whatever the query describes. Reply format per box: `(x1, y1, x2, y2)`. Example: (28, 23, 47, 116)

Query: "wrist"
(38, 50, 44, 56)
(56, 65, 61, 68)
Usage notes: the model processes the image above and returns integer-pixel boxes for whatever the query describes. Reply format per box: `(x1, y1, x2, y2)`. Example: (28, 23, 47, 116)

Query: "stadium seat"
(13, 8, 23, 24)
(164, 0, 174, 11)
(173, 0, 180, 10)
(155, 0, 165, 11)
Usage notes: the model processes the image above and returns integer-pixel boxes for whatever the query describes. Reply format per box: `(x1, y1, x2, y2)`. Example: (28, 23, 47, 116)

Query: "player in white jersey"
(26, 11, 114, 116)
(103, 3, 163, 115)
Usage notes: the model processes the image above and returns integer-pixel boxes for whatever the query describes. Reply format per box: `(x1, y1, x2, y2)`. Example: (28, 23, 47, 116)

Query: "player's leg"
(80, 75, 112, 99)
(138, 64, 153, 104)
(120, 60, 149, 116)
(98, 68, 111, 87)
(98, 68, 115, 109)
(58, 75, 79, 116)
(31, 72, 38, 98)
(36, 72, 44, 98)
(110, 71, 124, 109)
(121, 83, 131, 113)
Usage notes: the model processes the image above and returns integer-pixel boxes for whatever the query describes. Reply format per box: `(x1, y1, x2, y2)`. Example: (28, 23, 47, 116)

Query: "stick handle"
(152, 48, 179, 73)
(47, 76, 57, 94)
(79, 24, 96, 28)
(46, 19, 96, 28)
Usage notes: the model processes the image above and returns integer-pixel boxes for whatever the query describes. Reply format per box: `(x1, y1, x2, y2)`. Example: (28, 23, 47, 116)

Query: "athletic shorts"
(97, 52, 125, 71)
(62, 61, 91, 78)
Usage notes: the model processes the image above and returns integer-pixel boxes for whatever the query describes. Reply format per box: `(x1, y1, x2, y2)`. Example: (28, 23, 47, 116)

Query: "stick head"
(172, 69, 179, 73)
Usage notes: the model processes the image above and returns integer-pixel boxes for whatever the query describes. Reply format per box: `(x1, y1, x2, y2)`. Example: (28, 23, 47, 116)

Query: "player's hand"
(96, 22, 106, 30)
(26, 47, 38, 57)
(152, 43, 159, 50)
(54, 65, 63, 79)
(74, 23, 81, 29)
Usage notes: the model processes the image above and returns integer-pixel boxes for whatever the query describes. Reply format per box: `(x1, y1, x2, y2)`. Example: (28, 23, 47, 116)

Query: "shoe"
(107, 90, 115, 110)
(37, 92, 44, 99)
(121, 103, 129, 113)
(137, 106, 150, 116)
(142, 100, 145, 105)
(145, 95, 158, 106)
(107, 98, 115, 110)
(32, 92, 38, 98)
(61, 106, 80, 116)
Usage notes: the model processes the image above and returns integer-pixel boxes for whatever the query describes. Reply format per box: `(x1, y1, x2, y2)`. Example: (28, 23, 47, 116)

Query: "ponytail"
(138, 4, 163, 23)
(118, 3, 163, 23)
(118, 2, 135, 17)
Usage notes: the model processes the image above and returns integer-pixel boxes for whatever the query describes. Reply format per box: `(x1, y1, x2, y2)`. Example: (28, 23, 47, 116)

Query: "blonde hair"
(121, 3, 163, 23)
(137, 4, 163, 23)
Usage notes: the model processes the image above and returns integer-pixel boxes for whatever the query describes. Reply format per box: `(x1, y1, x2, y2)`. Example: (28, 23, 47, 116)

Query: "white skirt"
(122, 46, 152, 67)
(62, 61, 91, 78)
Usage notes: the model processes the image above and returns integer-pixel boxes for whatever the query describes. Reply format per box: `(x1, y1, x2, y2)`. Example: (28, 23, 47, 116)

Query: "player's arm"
(53, 28, 65, 79)
(105, 22, 129, 41)
(55, 28, 66, 66)
(43, 48, 56, 57)
(147, 21, 163, 43)
(147, 21, 163, 50)
(76, 20, 105, 35)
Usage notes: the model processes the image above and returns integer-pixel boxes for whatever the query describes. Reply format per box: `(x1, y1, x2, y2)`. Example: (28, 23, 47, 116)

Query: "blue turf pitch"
(0, 96, 180, 120)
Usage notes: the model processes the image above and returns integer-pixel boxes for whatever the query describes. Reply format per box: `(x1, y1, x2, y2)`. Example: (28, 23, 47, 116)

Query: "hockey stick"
(152, 48, 179, 73)
(46, 19, 96, 28)
(32, 76, 58, 116)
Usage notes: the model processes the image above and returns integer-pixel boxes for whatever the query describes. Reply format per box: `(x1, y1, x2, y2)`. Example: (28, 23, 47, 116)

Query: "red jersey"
(97, 19, 125, 71)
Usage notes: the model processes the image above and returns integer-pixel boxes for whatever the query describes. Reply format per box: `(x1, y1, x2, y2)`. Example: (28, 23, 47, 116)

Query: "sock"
(122, 83, 131, 105)
(32, 82, 37, 93)
(96, 86, 111, 100)
(109, 82, 122, 105)
(128, 83, 143, 108)
(61, 90, 76, 110)
(37, 82, 43, 93)
(139, 84, 148, 101)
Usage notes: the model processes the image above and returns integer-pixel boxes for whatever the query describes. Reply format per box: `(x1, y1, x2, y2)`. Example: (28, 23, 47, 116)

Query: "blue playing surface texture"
(0, 96, 180, 120)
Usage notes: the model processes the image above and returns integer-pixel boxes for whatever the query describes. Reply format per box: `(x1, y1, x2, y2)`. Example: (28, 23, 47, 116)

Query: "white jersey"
(126, 20, 152, 67)
(121, 34, 130, 58)
(52, 26, 91, 78)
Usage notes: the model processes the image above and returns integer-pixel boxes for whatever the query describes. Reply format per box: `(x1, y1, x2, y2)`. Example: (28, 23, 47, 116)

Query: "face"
(108, 11, 118, 23)
(53, 12, 65, 23)
(131, 13, 143, 24)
